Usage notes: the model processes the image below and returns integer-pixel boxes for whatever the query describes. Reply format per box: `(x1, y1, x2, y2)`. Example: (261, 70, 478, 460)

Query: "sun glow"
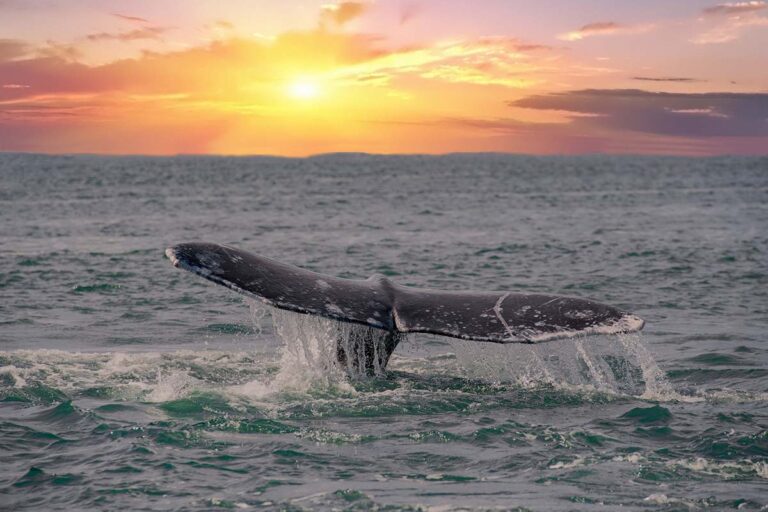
(288, 79, 320, 100)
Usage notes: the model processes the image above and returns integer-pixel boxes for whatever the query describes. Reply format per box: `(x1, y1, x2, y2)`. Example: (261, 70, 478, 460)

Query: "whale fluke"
(166, 242, 644, 371)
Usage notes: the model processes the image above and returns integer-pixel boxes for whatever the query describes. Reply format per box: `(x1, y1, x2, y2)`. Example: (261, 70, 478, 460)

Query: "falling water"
(451, 332, 675, 397)
(247, 299, 672, 398)
(248, 300, 406, 391)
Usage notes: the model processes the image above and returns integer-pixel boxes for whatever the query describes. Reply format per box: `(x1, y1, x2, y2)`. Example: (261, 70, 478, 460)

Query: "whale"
(166, 242, 645, 373)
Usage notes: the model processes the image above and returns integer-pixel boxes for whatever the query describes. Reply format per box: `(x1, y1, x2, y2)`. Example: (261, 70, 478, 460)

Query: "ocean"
(1, 153, 766, 510)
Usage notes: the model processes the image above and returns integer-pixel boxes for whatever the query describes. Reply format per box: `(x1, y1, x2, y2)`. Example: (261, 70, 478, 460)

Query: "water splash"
(617, 333, 676, 400)
(246, 298, 270, 337)
(450, 332, 676, 398)
(144, 370, 200, 403)
(251, 304, 405, 394)
(269, 308, 350, 392)
(2, 306, 760, 405)
(246, 300, 674, 399)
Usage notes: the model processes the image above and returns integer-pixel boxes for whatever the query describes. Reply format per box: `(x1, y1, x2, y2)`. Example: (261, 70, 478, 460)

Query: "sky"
(1, 0, 767, 156)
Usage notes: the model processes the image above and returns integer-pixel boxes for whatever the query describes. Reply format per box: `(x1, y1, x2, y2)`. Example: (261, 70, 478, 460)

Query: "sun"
(288, 79, 320, 100)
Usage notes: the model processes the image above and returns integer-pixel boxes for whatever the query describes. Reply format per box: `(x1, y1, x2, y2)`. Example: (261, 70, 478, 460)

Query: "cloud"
(212, 20, 235, 30)
(0, 38, 28, 61)
(112, 13, 149, 24)
(512, 89, 768, 137)
(0, 31, 393, 106)
(558, 21, 654, 41)
(702, 1, 767, 16)
(0, 26, 562, 149)
(0, 1, 556, 107)
(666, 107, 729, 118)
(632, 76, 702, 82)
(693, 13, 768, 43)
(559, 21, 620, 41)
(37, 41, 82, 61)
(694, 2, 768, 43)
(86, 27, 168, 42)
(331, 36, 554, 88)
(320, 2, 369, 26)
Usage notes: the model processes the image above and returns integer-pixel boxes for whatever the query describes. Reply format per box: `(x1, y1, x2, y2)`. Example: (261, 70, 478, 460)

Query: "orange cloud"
(0, 31, 391, 103)
(1, 1, 762, 156)
(0, 25, 565, 155)
(330, 36, 554, 89)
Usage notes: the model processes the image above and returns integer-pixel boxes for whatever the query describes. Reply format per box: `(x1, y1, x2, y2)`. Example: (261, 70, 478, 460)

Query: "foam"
(668, 457, 768, 480)
(145, 370, 201, 403)
(1, 322, 766, 405)
(0, 365, 27, 388)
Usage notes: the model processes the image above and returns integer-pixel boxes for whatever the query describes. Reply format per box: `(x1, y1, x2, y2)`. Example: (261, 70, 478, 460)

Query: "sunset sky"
(1, 0, 767, 155)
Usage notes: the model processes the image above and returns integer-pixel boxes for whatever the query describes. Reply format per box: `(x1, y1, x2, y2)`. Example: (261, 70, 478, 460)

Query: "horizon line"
(1, 150, 766, 160)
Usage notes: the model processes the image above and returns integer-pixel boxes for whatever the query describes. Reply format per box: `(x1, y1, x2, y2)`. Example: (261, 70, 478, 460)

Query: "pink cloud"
(112, 13, 149, 24)
(702, 1, 767, 16)
(86, 27, 168, 42)
(558, 21, 655, 41)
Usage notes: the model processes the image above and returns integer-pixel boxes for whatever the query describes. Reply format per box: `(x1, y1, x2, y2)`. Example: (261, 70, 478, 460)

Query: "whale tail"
(166, 242, 644, 373)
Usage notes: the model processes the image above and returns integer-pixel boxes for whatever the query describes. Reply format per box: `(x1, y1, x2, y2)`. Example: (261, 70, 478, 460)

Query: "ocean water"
(1, 153, 766, 511)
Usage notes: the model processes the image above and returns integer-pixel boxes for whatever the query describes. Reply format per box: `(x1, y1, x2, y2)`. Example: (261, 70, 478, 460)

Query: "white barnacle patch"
(165, 248, 179, 265)
(565, 309, 594, 320)
(316, 279, 331, 290)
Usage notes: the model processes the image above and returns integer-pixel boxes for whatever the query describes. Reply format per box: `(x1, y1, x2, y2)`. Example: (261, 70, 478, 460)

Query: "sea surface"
(1, 153, 767, 511)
